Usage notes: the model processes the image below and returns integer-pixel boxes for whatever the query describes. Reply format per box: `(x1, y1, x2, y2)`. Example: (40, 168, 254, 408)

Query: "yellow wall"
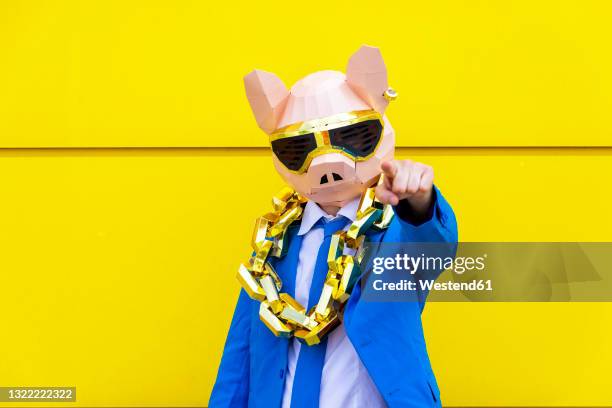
(1, 1, 612, 407)
(2, 1, 612, 148)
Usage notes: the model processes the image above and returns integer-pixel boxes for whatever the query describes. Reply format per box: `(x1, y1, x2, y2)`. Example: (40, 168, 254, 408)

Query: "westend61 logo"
(371, 253, 487, 275)
(364, 243, 612, 301)
(367, 252, 492, 296)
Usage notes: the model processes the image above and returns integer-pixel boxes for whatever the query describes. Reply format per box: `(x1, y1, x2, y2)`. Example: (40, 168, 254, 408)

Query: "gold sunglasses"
(269, 110, 385, 174)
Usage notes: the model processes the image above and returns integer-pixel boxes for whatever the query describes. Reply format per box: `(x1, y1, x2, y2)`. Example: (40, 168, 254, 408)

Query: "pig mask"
(244, 45, 396, 207)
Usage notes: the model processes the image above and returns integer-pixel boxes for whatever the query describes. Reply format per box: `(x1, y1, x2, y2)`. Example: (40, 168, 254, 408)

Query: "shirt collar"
(297, 196, 360, 236)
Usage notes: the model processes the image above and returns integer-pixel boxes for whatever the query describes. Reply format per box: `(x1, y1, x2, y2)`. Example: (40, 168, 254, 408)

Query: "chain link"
(236, 180, 394, 346)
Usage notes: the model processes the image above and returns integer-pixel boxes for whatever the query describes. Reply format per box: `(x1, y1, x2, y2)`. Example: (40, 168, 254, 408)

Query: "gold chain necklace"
(237, 179, 394, 346)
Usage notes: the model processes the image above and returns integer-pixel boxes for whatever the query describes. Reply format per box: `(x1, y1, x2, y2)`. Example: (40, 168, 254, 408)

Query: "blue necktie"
(290, 215, 350, 408)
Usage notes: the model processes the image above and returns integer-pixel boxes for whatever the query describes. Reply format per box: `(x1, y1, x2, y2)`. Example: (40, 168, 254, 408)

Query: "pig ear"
(244, 69, 290, 134)
(346, 45, 389, 114)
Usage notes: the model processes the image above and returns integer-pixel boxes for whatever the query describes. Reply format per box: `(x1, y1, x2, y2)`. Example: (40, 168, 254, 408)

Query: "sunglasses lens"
(271, 133, 317, 172)
(328, 120, 383, 158)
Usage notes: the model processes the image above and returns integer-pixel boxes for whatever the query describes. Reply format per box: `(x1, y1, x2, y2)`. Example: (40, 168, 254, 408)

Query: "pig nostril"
(319, 173, 342, 185)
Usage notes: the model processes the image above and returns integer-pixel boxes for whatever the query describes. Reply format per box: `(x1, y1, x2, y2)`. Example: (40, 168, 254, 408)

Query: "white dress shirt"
(281, 198, 387, 408)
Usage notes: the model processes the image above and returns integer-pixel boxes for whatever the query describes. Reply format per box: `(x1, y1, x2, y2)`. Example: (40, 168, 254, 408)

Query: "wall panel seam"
(1, 146, 612, 157)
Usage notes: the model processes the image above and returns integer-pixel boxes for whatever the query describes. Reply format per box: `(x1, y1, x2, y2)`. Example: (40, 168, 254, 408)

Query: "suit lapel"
(252, 225, 304, 408)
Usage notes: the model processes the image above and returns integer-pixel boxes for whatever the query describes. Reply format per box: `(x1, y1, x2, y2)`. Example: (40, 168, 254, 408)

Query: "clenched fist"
(375, 160, 434, 217)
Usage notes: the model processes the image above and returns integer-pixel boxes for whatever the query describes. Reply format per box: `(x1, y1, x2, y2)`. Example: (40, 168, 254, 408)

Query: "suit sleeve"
(208, 289, 252, 408)
(385, 185, 459, 302)
(388, 185, 458, 245)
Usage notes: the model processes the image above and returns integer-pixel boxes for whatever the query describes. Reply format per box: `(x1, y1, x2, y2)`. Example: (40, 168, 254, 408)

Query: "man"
(209, 45, 457, 408)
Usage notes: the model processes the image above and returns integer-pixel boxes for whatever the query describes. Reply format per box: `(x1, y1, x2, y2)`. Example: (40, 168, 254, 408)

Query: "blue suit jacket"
(209, 187, 458, 408)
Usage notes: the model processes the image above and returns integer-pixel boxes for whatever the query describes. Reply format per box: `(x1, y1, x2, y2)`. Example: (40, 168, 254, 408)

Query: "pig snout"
(307, 153, 356, 188)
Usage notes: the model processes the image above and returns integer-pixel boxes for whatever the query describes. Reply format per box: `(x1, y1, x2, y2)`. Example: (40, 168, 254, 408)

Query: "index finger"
(380, 160, 397, 180)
